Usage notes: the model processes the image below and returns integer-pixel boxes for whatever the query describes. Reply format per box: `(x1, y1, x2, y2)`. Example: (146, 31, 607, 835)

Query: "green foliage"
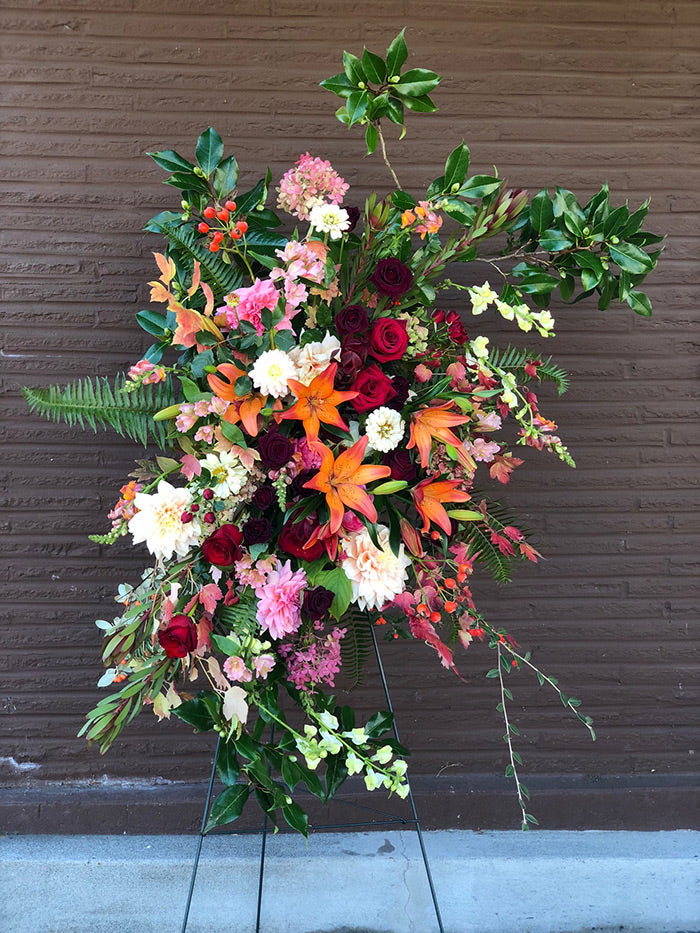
(517, 184, 663, 314)
(487, 344, 570, 395)
(159, 221, 243, 307)
(339, 610, 373, 689)
(321, 29, 441, 144)
(22, 374, 177, 449)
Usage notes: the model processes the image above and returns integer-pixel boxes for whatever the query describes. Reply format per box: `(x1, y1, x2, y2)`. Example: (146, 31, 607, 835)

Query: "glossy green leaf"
(386, 28, 408, 75)
(538, 228, 574, 252)
(174, 693, 217, 732)
(282, 800, 308, 837)
(220, 420, 247, 447)
(147, 149, 195, 174)
(212, 154, 239, 199)
(164, 172, 210, 193)
(460, 175, 501, 199)
(444, 142, 471, 189)
(365, 123, 378, 155)
(403, 93, 438, 112)
(529, 190, 554, 234)
(361, 48, 386, 84)
(135, 309, 168, 337)
(216, 741, 240, 786)
(394, 68, 441, 98)
(626, 289, 653, 316)
(343, 50, 365, 85)
(205, 784, 249, 833)
(195, 128, 224, 177)
(346, 90, 369, 126)
(608, 241, 654, 274)
(319, 71, 355, 99)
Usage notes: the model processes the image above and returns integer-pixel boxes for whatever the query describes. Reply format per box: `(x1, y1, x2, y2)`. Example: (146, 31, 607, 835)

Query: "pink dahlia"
(226, 278, 280, 334)
(255, 560, 307, 640)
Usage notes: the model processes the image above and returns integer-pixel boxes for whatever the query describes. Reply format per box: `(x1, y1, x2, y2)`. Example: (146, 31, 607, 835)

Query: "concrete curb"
(1, 830, 698, 933)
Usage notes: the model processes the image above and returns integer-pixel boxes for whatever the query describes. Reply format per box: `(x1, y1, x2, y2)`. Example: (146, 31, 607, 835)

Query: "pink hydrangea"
(226, 278, 280, 334)
(255, 560, 307, 640)
(277, 153, 349, 220)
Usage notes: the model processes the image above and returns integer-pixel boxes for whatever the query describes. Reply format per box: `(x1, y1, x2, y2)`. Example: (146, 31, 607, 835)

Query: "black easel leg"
(180, 736, 221, 933)
(370, 624, 446, 933)
(254, 725, 274, 933)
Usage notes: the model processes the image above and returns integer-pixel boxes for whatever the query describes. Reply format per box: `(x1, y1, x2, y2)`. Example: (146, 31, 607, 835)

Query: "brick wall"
(1, 0, 698, 831)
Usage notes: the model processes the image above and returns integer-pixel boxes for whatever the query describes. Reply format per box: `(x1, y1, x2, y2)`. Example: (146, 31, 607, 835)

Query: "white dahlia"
(308, 202, 350, 240)
(341, 525, 412, 612)
(128, 480, 200, 561)
(249, 348, 298, 398)
(365, 407, 404, 453)
(199, 450, 248, 498)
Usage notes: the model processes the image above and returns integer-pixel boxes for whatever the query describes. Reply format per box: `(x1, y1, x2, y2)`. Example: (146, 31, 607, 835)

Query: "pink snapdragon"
(223, 655, 253, 683)
(277, 153, 349, 220)
(127, 359, 166, 385)
(255, 560, 307, 640)
(176, 403, 198, 433)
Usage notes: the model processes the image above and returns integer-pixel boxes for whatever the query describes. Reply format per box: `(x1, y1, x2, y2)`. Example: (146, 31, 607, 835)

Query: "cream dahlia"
(128, 480, 200, 561)
(365, 407, 405, 453)
(341, 525, 411, 612)
(199, 451, 248, 498)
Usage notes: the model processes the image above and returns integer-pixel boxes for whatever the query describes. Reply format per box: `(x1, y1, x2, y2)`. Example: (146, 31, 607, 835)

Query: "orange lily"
(207, 363, 267, 437)
(280, 362, 357, 442)
(407, 402, 476, 472)
(303, 436, 391, 534)
(412, 475, 472, 536)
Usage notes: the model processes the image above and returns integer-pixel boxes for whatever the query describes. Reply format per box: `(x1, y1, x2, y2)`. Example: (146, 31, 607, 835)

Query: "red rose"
(201, 523, 243, 567)
(368, 317, 409, 362)
(335, 305, 369, 336)
(371, 258, 414, 297)
(350, 364, 397, 413)
(279, 514, 324, 561)
(158, 614, 197, 659)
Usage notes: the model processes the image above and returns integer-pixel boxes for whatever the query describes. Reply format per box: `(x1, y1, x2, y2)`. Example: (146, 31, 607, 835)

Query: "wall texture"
(1, 0, 698, 832)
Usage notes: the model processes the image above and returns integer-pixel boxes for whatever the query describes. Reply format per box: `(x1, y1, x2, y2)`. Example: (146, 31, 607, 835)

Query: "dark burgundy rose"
(201, 523, 243, 567)
(252, 485, 276, 512)
(158, 614, 198, 659)
(288, 468, 316, 501)
(335, 305, 369, 336)
(371, 258, 414, 298)
(243, 517, 272, 546)
(368, 317, 409, 362)
(337, 333, 370, 387)
(350, 364, 397, 413)
(278, 515, 324, 561)
(383, 449, 417, 482)
(385, 375, 410, 411)
(257, 431, 294, 470)
(303, 586, 335, 621)
(345, 205, 361, 232)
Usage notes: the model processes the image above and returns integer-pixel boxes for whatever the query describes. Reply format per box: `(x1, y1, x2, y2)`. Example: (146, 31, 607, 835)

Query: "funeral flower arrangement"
(25, 32, 662, 835)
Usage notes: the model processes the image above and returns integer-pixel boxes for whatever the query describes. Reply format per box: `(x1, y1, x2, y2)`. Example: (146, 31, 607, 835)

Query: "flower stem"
(377, 125, 402, 190)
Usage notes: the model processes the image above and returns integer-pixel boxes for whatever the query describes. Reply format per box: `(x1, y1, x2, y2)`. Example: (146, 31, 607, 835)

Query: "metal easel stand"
(180, 623, 445, 933)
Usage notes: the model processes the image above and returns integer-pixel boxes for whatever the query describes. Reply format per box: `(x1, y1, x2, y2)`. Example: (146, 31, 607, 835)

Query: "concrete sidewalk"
(1, 830, 698, 933)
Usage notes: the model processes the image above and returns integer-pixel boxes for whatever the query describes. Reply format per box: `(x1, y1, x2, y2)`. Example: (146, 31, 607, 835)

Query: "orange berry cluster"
(197, 200, 249, 252)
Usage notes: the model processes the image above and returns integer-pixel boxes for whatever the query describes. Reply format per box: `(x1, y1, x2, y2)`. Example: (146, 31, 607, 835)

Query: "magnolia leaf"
(223, 686, 249, 725)
(386, 28, 407, 76)
(195, 127, 224, 176)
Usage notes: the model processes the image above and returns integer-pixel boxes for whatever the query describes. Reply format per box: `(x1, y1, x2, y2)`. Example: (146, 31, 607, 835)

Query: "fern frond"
(22, 374, 177, 449)
(488, 344, 569, 395)
(160, 222, 243, 307)
(218, 591, 259, 640)
(340, 610, 373, 691)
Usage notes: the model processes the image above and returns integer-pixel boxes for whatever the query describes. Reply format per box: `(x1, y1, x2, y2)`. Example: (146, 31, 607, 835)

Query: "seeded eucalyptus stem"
(496, 644, 530, 830)
(376, 124, 402, 190)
